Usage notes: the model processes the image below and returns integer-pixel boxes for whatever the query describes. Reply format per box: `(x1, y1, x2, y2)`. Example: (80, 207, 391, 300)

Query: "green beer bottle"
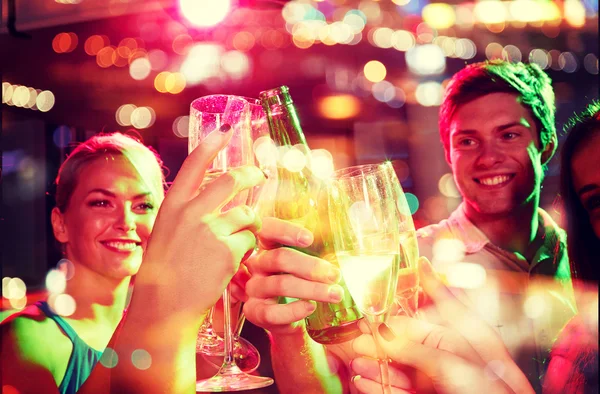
(259, 86, 363, 344)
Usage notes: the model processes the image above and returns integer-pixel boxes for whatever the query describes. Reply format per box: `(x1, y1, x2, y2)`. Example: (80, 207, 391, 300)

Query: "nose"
(114, 208, 136, 233)
(475, 141, 505, 169)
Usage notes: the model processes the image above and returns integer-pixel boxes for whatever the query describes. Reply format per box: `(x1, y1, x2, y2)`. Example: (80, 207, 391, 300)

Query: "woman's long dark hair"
(560, 100, 600, 283)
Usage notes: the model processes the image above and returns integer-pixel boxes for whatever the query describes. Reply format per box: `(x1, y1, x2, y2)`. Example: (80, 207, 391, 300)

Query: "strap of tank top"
(35, 301, 79, 343)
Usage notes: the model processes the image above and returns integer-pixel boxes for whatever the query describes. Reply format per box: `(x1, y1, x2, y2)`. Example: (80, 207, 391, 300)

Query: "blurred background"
(1, 0, 598, 294)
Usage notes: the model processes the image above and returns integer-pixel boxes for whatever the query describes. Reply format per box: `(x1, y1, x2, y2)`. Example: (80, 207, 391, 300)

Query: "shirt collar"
(446, 203, 566, 262)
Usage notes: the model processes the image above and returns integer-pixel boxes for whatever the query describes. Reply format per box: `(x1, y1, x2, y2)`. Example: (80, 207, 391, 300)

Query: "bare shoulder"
(1, 308, 72, 393)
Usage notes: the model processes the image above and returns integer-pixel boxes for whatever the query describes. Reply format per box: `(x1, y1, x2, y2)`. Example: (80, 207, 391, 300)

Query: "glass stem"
(222, 285, 237, 368)
(364, 317, 392, 394)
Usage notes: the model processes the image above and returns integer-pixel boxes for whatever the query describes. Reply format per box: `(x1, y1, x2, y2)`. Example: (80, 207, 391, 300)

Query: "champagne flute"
(328, 163, 402, 394)
(190, 94, 274, 391)
(380, 161, 420, 318)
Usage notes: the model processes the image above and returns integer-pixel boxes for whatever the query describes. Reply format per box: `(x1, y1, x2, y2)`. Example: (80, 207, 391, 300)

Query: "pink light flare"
(179, 0, 231, 28)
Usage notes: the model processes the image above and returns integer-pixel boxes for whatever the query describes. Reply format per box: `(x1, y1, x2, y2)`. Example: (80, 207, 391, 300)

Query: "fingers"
(243, 298, 316, 328)
(247, 247, 341, 284)
(257, 217, 314, 250)
(213, 205, 262, 236)
(419, 258, 511, 361)
(352, 375, 411, 394)
(351, 358, 413, 390)
(245, 274, 344, 303)
(223, 230, 257, 268)
(168, 125, 233, 202)
(193, 166, 266, 213)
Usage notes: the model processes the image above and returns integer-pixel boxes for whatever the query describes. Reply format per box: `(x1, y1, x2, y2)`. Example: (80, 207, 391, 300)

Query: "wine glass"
(328, 163, 403, 394)
(380, 161, 420, 318)
(189, 94, 274, 391)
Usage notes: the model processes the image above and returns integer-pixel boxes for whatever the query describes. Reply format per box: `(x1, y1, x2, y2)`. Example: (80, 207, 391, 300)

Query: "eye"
(501, 131, 519, 140)
(457, 138, 475, 147)
(134, 202, 155, 212)
(88, 199, 112, 208)
(583, 194, 600, 211)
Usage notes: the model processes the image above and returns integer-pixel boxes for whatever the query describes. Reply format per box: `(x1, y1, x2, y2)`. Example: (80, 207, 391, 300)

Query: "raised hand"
(350, 257, 534, 394)
(243, 217, 344, 335)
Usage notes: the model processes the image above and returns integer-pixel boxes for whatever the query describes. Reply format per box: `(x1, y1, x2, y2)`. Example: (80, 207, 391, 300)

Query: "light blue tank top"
(36, 301, 103, 394)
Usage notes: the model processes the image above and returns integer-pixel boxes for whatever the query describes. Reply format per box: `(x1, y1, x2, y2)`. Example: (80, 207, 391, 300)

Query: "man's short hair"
(439, 60, 557, 163)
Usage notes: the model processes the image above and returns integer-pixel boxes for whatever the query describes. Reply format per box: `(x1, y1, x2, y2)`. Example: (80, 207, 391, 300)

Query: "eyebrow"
(451, 122, 530, 137)
(87, 188, 153, 200)
(577, 184, 599, 197)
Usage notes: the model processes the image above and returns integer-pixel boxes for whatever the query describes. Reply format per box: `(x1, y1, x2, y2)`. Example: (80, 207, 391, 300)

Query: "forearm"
(81, 288, 206, 394)
(270, 324, 345, 394)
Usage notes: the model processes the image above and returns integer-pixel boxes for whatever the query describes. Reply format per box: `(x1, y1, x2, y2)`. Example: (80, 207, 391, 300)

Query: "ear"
(51, 207, 69, 244)
(540, 134, 557, 166)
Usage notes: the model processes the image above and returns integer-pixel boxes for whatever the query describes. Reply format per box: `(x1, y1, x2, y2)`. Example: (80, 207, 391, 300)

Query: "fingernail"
(219, 123, 232, 133)
(328, 285, 344, 302)
(378, 322, 396, 342)
(351, 375, 361, 385)
(296, 231, 313, 247)
(328, 268, 341, 283)
(305, 301, 316, 313)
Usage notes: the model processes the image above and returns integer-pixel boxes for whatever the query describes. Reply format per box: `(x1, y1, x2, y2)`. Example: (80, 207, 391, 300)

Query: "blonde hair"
(54, 132, 166, 212)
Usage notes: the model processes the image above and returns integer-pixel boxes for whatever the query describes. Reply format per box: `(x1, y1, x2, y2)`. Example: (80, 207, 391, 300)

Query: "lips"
(101, 240, 141, 253)
(474, 174, 515, 187)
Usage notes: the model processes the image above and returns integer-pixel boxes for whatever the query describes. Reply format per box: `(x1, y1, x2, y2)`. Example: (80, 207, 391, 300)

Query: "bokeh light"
(317, 95, 361, 120)
(148, 49, 168, 71)
(406, 44, 446, 75)
(405, 192, 419, 214)
(53, 32, 78, 53)
(254, 136, 278, 169)
(131, 349, 152, 370)
(46, 269, 67, 294)
(172, 115, 190, 138)
(310, 149, 335, 180)
(363, 60, 386, 83)
(100, 347, 119, 368)
(446, 262, 486, 289)
(559, 52, 579, 73)
(53, 125, 72, 148)
(180, 0, 230, 27)
(523, 293, 546, 319)
(116, 104, 137, 126)
(432, 238, 466, 263)
(130, 107, 156, 129)
(415, 81, 444, 107)
(529, 49, 550, 70)
(438, 173, 461, 198)
(584, 53, 599, 74)
(129, 58, 152, 80)
(282, 147, 307, 172)
(422, 4, 455, 29)
(165, 72, 186, 94)
(96, 46, 116, 68)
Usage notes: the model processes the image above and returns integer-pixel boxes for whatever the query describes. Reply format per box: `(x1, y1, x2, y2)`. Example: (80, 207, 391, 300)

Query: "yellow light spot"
(317, 95, 361, 120)
(45, 269, 67, 294)
(2, 82, 14, 104)
(415, 81, 443, 106)
(36, 91, 55, 112)
(253, 136, 278, 168)
(9, 296, 27, 310)
(52, 293, 77, 316)
(564, 0, 586, 27)
(165, 72, 186, 94)
(432, 238, 466, 263)
(474, 1, 507, 24)
(438, 173, 460, 198)
(2, 277, 12, 297)
(392, 30, 415, 51)
(154, 71, 170, 93)
(129, 58, 152, 81)
(282, 147, 307, 173)
(310, 149, 335, 180)
(12, 86, 31, 107)
(6, 277, 26, 299)
(422, 4, 456, 29)
(172, 115, 190, 138)
(446, 262, 486, 289)
(523, 294, 546, 319)
(363, 60, 386, 83)
(131, 349, 152, 370)
(373, 27, 394, 48)
(100, 347, 119, 368)
(116, 104, 137, 126)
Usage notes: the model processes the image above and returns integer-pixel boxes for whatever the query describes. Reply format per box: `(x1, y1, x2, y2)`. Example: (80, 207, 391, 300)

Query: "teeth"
(479, 175, 511, 186)
(104, 241, 138, 251)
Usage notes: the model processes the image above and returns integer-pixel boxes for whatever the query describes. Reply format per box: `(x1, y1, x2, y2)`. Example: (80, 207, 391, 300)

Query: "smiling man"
(417, 60, 577, 392)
